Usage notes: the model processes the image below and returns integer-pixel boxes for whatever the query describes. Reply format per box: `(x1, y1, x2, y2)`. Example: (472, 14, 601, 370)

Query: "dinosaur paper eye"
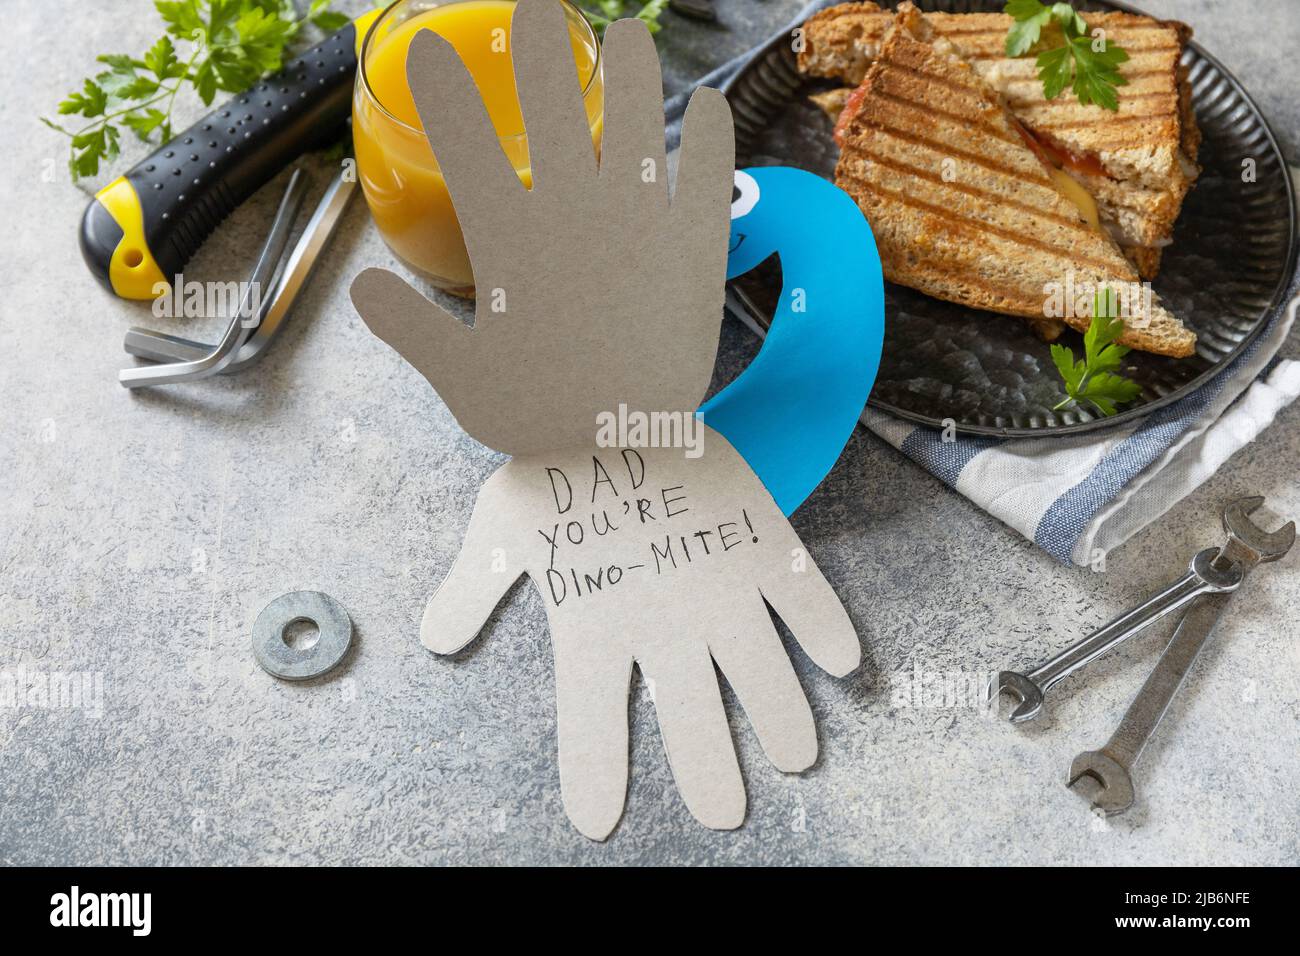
(731, 170, 760, 220)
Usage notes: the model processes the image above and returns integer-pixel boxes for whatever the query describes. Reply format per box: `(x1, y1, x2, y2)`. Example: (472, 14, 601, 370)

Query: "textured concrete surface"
(1, 0, 1297, 865)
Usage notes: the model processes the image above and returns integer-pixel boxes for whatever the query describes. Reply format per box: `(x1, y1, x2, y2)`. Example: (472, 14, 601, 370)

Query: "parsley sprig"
(1003, 0, 1129, 111)
(1051, 288, 1143, 416)
(578, 1, 672, 36)
(42, 0, 349, 180)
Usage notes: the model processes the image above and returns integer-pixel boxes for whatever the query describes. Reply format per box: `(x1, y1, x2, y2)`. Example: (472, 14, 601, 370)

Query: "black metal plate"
(723, 0, 1297, 436)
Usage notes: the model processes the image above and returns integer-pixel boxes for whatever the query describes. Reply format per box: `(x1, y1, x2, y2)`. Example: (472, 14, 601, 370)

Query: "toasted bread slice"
(834, 3, 1195, 358)
(799, 1, 1198, 176)
(810, 84, 1173, 277)
(799, 2, 890, 87)
(799, 2, 1200, 277)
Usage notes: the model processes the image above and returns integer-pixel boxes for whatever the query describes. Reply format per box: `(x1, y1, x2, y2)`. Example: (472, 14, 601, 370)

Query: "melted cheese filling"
(1011, 118, 1104, 232)
(1047, 167, 1102, 232)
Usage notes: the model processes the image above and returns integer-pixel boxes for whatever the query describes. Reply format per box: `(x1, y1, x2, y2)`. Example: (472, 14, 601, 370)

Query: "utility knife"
(79, 9, 381, 300)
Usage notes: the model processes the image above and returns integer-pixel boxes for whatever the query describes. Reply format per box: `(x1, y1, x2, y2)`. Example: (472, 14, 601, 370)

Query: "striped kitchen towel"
(669, 1, 1300, 566)
(859, 294, 1300, 565)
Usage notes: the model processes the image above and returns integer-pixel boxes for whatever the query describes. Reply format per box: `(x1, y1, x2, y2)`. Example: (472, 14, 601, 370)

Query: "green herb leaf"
(192, 59, 218, 105)
(70, 126, 110, 177)
(1077, 372, 1142, 416)
(123, 107, 171, 141)
(207, 0, 244, 47)
(1005, 0, 1048, 15)
(1036, 45, 1073, 101)
(94, 55, 144, 98)
(156, 0, 205, 42)
(1005, 0, 1128, 111)
(1083, 288, 1117, 365)
(103, 123, 122, 162)
(58, 79, 109, 117)
(145, 35, 186, 81)
(234, 5, 299, 76)
(1051, 288, 1142, 416)
(634, 0, 671, 34)
(1003, 0, 1051, 57)
(1067, 34, 1129, 110)
(47, 0, 349, 180)
(1049, 2, 1086, 36)
(97, 53, 146, 73)
(310, 10, 350, 32)
(1050, 342, 1084, 392)
(578, 1, 673, 39)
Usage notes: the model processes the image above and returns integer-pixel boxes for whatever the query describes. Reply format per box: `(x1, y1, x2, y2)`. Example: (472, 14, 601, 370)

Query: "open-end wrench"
(993, 548, 1242, 723)
(1068, 496, 1295, 815)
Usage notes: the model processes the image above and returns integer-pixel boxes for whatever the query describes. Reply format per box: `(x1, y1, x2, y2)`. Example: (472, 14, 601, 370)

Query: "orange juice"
(353, 0, 603, 293)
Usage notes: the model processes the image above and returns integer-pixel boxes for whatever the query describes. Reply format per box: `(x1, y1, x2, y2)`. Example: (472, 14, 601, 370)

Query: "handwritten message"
(536, 450, 759, 607)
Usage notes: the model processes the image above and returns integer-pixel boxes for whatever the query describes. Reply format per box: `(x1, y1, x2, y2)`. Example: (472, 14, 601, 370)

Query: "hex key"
(122, 169, 357, 375)
(118, 169, 310, 388)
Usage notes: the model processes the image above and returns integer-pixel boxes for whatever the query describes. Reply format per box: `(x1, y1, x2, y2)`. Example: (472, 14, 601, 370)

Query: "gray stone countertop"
(0, 0, 1296, 865)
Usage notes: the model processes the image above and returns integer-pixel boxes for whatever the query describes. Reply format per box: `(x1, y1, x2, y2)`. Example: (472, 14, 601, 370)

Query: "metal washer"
(253, 591, 352, 680)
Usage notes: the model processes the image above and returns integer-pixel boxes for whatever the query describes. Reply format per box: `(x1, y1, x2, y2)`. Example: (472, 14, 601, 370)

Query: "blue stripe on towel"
(900, 429, 1003, 487)
(1033, 344, 1248, 562)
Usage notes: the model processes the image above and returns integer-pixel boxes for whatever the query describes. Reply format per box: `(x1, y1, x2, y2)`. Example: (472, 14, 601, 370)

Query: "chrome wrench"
(1068, 496, 1295, 815)
(993, 547, 1242, 723)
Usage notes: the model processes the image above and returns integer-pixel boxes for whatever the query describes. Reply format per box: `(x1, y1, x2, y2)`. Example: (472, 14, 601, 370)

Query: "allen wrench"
(119, 166, 358, 387)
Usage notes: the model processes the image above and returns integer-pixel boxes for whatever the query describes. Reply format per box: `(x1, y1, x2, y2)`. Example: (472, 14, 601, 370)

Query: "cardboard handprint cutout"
(350, 0, 860, 840)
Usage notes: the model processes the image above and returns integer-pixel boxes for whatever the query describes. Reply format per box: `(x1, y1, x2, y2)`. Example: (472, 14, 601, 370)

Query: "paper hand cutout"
(349, 0, 861, 840)
(424, 437, 859, 839)
(350, 0, 732, 457)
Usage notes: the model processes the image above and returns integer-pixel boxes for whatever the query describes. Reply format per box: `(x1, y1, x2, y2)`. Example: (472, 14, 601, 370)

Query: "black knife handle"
(80, 22, 359, 298)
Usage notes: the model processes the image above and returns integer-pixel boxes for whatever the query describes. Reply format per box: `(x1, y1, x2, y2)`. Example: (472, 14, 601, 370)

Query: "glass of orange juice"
(353, 0, 604, 296)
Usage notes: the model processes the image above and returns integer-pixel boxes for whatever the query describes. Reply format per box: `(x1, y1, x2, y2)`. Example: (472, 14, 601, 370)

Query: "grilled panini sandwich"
(833, 3, 1196, 357)
(800, 1, 1200, 279)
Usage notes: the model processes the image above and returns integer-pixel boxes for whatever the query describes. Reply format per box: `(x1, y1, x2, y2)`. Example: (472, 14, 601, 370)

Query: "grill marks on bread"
(831, 3, 1196, 357)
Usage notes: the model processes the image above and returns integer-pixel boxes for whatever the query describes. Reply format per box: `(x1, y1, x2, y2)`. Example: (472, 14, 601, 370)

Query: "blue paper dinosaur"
(700, 166, 886, 516)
